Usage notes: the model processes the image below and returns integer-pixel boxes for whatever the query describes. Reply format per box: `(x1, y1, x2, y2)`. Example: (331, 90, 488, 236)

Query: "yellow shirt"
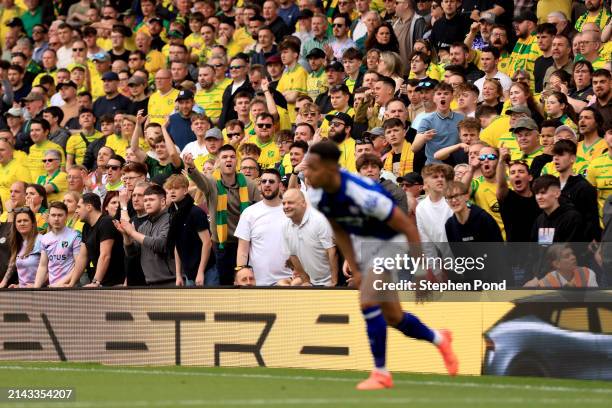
(0, 5, 22, 44)
(338, 137, 357, 173)
(37, 170, 68, 203)
(104, 134, 130, 157)
(185, 33, 204, 53)
(577, 138, 607, 163)
(586, 153, 612, 221)
(26, 140, 66, 181)
(145, 49, 166, 75)
(66, 131, 103, 165)
(148, 88, 179, 124)
(194, 78, 231, 122)
(226, 28, 255, 58)
(96, 37, 112, 51)
(510, 146, 544, 167)
(194, 153, 217, 172)
(502, 34, 541, 92)
(33, 70, 58, 87)
(246, 136, 280, 169)
(307, 69, 327, 101)
(541, 157, 589, 177)
(471, 176, 505, 240)
(0, 158, 31, 206)
(13, 150, 27, 163)
(479, 115, 510, 147)
(276, 64, 308, 122)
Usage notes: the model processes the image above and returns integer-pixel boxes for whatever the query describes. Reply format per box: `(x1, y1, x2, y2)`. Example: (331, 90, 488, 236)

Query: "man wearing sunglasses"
(250, 113, 280, 170)
(461, 144, 505, 239)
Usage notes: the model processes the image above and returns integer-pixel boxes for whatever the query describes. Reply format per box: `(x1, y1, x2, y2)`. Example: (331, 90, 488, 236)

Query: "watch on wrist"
(121, 206, 128, 211)
(234, 265, 250, 271)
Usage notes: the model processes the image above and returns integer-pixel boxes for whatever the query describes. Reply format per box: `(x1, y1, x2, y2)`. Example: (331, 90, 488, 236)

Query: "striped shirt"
(503, 34, 542, 91)
(586, 153, 612, 220)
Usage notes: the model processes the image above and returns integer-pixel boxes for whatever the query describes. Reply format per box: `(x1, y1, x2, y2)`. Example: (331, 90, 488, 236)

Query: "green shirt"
(21, 7, 42, 37)
(145, 156, 184, 181)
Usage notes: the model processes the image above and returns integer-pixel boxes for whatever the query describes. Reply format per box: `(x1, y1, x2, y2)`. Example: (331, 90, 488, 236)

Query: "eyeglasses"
(128, 57, 141, 62)
(256, 123, 273, 129)
(227, 132, 242, 138)
(302, 112, 317, 117)
(72, 48, 85, 52)
(479, 153, 498, 161)
(128, 83, 142, 88)
(445, 193, 465, 201)
(229, 65, 245, 70)
(330, 121, 345, 127)
(212, 64, 224, 68)
(108, 165, 121, 170)
(400, 182, 416, 188)
(333, 24, 345, 28)
(42, 158, 58, 163)
(260, 179, 277, 184)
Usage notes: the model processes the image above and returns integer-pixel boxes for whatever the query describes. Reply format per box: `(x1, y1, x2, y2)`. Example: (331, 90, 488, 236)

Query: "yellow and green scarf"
(215, 170, 250, 248)
(384, 141, 414, 177)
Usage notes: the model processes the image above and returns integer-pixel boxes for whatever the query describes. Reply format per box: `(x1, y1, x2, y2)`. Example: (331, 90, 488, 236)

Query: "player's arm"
(34, 252, 49, 288)
(66, 243, 88, 287)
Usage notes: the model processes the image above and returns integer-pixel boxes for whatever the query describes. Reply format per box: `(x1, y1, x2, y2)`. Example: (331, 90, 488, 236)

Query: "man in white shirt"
(281, 189, 337, 286)
(415, 163, 454, 281)
(235, 169, 292, 285)
(473, 46, 512, 98)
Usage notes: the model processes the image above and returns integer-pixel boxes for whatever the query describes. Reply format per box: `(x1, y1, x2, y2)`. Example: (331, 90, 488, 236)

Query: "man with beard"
(195, 65, 225, 125)
(461, 144, 505, 239)
(592, 69, 612, 131)
(505, 11, 542, 92)
(164, 174, 213, 286)
(186, 144, 261, 285)
(325, 111, 356, 172)
(575, 0, 611, 32)
(577, 107, 607, 162)
(533, 23, 556, 93)
(235, 168, 291, 285)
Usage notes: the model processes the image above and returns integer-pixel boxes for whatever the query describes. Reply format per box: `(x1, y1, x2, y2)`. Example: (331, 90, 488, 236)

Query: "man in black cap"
(126, 75, 150, 116)
(505, 11, 542, 91)
(294, 9, 314, 45)
(305, 48, 327, 100)
(92, 72, 132, 122)
(325, 111, 357, 172)
(315, 61, 346, 114)
(167, 89, 197, 150)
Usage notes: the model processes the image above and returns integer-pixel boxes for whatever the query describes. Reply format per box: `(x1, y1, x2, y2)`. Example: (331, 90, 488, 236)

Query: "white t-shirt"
(282, 207, 335, 286)
(181, 140, 209, 160)
(415, 195, 453, 274)
(234, 201, 292, 285)
(56, 46, 73, 69)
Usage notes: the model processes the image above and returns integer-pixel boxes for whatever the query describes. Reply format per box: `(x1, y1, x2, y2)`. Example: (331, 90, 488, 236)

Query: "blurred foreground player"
(304, 141, 458, 390)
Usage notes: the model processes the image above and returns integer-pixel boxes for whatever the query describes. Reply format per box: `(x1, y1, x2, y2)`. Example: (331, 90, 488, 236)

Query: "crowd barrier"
(0, 288, 610, 380)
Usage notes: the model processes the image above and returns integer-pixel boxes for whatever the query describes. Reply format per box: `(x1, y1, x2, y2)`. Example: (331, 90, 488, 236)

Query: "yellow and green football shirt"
(148, 88, 179, 124)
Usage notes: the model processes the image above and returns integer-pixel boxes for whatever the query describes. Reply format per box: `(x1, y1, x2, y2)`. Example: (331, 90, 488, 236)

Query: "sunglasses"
(227, 132, 241, 138)
(445, 193, 465, 201)
(260, 179, 277, 184)
(13, 207, 31, 214)
(355, 138, 373, 145)
(42, 158, 58, 163)
(72, 48, 85, 52)
(330, 121, 345, 127)
(302, 112, 317, 117)
(128, 57, 141, 62)
(333, 24, 345, 28)
(212, 64, 224, 68)
(229, 65, 245, 70)
(479, 153, 498, 161)
(256, 123, 273, 129)
(108, 165, 121, 170)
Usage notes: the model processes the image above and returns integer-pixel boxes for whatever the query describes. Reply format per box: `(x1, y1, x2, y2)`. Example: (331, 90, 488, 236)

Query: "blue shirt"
(278, 4, 300, 29)
(416, 110, 464, 164)
(309, 169, 397, 240)
(167, 112, 196, 150)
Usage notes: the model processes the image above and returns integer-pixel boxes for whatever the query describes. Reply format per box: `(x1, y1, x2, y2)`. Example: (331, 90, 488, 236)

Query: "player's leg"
(356, 272, 392, 390)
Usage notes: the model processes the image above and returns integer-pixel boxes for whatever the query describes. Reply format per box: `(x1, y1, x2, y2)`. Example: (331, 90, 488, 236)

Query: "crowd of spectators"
(0, 0, 610, 289)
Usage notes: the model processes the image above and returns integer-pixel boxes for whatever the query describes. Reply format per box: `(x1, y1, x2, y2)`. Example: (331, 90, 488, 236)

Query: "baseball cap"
(101, 71, 119, 81)
(4, 107, 23, 117)
(265, 54, 282, 65)
(297, 9, 314, 20)
(5, 18, 23, 28)
(56, 81, 78, 90)
(415, 78, 439, 90)
(128, 75, 146, 86)
(364, 127, 384, 138)
(306, 48, 326, 59)
(176, 89, 194, 101)
(168, 29, 184, 39)
(479, 11, 496, 25)
(204, 128, 223, 140)
(326, 60, 345, 72)
(397, 172, 423, 185)
(325, 111, 353, 128)
(514, 11, 538, 24)
(554, 125, 577, 139)
(149, 17, 163, 25)
(505, 105, 531, 116)
(510, 117, 539, 132)
(92, 52, 111, 62)
(23, 92, 45, 102)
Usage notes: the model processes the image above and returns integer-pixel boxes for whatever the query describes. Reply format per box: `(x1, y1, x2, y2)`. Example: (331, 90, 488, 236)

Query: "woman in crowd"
(377, 51, 404, 91)
(0, 208, 42, 288)
(544, 91, 578, 131)
(63, 191, 84, 233)
(504, 81, 544, 123)
(365, 22, 399, 53)
(479, 78, 504, 114)
(364, 48, 381, 71)
(102, 191, 120, 219)
(25, 184, 49, 233)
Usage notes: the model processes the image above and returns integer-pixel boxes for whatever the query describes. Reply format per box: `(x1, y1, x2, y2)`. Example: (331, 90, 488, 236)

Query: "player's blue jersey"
(309, 169, 397, 239)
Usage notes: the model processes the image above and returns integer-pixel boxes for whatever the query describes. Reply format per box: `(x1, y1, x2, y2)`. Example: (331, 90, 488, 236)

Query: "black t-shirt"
(127, 97, 150, 116)
(92, 94, 132, 123)
(81, 215, 126, 286)
(110, 50, 130, 63)
(534, 56, 554, 93)
(175, 206, 211, 280)
(499, 189, 541, 242)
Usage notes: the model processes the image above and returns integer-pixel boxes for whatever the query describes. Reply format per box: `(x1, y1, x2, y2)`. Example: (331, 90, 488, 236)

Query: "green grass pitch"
(0, 362, 610, 407)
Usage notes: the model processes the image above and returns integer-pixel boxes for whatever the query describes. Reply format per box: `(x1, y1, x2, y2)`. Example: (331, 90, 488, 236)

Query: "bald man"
(148, 69, 180, 124)
(281, 188, 338, 286)
(0, 141, 31, 207)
